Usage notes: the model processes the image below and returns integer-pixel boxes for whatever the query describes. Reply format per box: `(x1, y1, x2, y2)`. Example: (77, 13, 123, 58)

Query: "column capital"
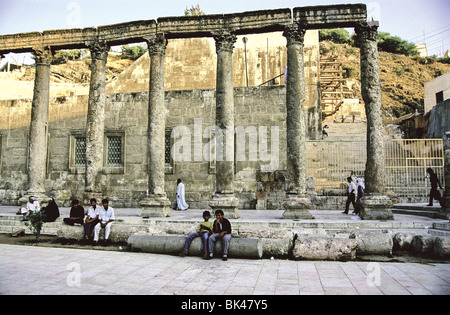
(283, 23, 306, 46)
(32, 46, 53, 66)
(212, 30, 237, 53)
(355, 21, 379, 43)
(86, 40, 110, 61)
(144, 33, 168, 56)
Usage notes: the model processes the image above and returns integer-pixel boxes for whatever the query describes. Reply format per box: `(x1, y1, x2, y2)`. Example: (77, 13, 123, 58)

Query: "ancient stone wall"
(0, 86, 288, 208)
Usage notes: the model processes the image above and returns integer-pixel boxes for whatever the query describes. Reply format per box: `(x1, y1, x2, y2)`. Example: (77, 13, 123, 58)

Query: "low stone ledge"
(353, 231, 393, 256)
(434, 237, 450, 259)
(411, 235, 436, 257)
(292, 236, 358, 261)
(127, 234, 263, 259)
(56, 224, 141, 243)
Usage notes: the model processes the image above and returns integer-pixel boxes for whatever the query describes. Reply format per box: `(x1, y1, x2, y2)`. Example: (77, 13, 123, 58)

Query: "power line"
(415, 28, 450, 44)
(409, 24, 450, 42)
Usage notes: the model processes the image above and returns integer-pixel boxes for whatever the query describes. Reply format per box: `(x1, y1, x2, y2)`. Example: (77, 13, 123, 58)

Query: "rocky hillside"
(320, 41, 450, 119)
(8, 43, 450, 120)
(17, 54, 134, 85)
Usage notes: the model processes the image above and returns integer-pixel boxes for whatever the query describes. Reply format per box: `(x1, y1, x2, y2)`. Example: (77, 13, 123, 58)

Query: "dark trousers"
(63, 218, 83, 226)
(84, 219, 99, 238)
(429, 188, 442, 206)
(344, 193, 356, 213)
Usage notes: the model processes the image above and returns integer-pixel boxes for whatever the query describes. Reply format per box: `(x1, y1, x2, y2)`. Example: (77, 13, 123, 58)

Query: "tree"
(121, 45, 147, 60)
(319, 28, 350, 44)
(185, 4, 205, 16)
(376, 32, 419, 57)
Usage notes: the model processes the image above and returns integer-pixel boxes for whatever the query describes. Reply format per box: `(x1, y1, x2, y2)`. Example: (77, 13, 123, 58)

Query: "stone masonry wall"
(0, 86, 288, 209)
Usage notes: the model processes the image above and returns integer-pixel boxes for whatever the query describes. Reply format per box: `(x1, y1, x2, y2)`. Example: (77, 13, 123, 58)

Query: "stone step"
(392, 208, 441, 219)
(432, 222, 450, 231)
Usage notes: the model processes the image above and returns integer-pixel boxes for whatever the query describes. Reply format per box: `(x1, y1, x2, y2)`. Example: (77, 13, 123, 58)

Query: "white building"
(424, 71, 450, 113)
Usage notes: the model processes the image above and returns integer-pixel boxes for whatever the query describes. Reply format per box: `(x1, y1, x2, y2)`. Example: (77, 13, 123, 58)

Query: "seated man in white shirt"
(93, 199, 115, 245)
(18, 196, 40, 221)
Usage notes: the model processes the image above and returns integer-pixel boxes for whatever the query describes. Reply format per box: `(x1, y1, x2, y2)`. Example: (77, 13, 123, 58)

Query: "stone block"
(354, 231, 393, 255)
(433, 237, 450, 259)
(292, 236, 358, 261)
(411, 235, 436, 257)
(56, 223, 140, 243)
(127, 234, 263, 259)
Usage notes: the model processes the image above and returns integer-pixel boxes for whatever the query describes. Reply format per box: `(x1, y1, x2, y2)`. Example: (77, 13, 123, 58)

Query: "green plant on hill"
(319, 28, 350, 44)
(51, 49, 82, 65)
(120, 45, 147, 60)
(376, 32, 419, 57)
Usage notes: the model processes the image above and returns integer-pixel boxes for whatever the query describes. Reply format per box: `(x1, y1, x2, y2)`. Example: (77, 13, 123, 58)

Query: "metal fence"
(306, 139, 445, 197)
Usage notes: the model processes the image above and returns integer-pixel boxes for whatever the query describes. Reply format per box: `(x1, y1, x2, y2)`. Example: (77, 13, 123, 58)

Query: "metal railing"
(306, 139, 444, 197)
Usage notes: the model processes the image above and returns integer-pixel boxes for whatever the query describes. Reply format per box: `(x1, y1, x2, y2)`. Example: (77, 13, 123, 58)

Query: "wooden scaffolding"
(320, 58, 353, 120)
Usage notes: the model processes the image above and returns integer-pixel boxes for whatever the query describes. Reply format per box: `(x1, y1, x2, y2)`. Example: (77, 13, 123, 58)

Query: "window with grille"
(107, 136, 122, 165)
(74, 137, 86, 165)
(165, 131, 171, 164)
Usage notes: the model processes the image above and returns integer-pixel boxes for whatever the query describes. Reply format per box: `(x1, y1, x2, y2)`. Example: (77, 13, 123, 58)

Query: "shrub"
(377, 32, 419, 57)
(121, 45, 147, 60)
(319, 29, 350, 44)
(51, 50, 82, 65)
(24, 211, 46, 242)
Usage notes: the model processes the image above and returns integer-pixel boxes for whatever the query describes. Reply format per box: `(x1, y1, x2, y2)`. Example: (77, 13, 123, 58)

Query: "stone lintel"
(0, 5, 366, 53)
(157, 15, 225, 39)
(293, 3, 367, 29)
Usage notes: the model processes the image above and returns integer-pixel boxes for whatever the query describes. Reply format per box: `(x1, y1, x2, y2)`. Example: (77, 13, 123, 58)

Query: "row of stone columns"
(18, 21, 393, 220)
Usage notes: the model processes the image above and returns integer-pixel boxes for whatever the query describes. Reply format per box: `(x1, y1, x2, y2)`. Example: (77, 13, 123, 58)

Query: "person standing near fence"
(426, 168, 444, 207)
(343, 177, 356, 214)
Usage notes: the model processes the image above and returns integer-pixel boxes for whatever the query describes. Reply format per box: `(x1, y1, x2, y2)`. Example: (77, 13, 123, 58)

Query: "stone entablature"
(0, 4, 366, 54)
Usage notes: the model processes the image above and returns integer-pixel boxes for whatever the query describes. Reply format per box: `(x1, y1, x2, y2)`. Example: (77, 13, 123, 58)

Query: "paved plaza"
(1, 243, 449, 296)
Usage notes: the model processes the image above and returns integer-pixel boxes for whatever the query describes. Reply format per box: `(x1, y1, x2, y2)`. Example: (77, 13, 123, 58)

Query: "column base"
(282, 194, 313, 220)
(140, 194, 172, 218)
(360, 194, 394, 220)
(19, 192, 51, 209)
(82, 192, 103, 207)
(209, 194, 240, 219)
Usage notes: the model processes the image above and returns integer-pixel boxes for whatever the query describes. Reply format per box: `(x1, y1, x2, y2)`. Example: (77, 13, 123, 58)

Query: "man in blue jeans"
(207, 210, 232, 261)
(179, 211, 213, 259)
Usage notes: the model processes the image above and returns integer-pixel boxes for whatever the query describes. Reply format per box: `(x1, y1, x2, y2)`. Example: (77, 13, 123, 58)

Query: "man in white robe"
(176, 179, 189, 211)
(18, 196, 40, 220)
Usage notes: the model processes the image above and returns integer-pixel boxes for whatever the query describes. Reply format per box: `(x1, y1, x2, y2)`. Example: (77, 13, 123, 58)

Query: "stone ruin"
(0, 4, 395, 220)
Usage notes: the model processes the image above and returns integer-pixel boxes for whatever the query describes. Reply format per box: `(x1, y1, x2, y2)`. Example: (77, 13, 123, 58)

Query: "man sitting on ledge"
(206, 210, 232, 261)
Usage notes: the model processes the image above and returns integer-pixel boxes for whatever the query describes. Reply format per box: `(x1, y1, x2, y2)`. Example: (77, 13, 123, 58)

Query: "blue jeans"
(208, 233, 231, 256)
(183, 232, 209, 253)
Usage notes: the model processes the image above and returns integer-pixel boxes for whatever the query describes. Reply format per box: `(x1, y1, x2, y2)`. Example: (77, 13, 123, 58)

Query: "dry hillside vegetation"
(9, 43, 450, 119)
(320, 41, 450, 118)
(18, 54, 134, 85)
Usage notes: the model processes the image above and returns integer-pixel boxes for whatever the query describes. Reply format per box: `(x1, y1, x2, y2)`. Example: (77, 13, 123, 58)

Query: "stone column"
(140, 34, 171, 218)
(19, 46, 53, 208)
(442, 132, 450, 220)
(84, 41, 109, 203)
(356, 21, 393, 220)
(209, 30, 240, 219)
(282, 24, 313, 219)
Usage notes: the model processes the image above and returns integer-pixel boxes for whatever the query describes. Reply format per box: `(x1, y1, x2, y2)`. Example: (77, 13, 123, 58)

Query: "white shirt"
(87, 205, 100, 220)
(348, 182, 356, 194)
(98, 206, 115, 223)
(26, 201, 40, 212)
